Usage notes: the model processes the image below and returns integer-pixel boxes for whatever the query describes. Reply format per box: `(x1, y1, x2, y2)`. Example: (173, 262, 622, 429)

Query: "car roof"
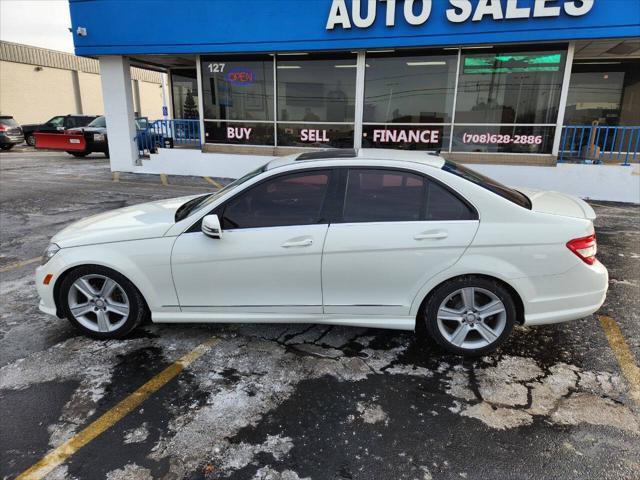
(266, 148, 446, 171)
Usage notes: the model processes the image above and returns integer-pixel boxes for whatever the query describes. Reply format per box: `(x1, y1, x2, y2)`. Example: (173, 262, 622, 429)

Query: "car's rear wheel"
(60, 266, 147, 339)
(423, 276, 516, 357)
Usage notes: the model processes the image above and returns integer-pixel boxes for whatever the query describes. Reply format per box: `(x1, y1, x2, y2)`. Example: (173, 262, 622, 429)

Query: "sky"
(0, 0, 74, 53)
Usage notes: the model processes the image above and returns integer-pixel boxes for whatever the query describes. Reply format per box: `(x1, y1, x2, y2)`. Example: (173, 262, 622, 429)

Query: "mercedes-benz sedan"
(36, 149, 608, 356)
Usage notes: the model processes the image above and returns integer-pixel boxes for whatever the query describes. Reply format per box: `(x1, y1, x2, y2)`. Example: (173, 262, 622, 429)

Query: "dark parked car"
(63, 116, 167, 158)
(22, 114, 98, 146)
(0, 116, 24, 151)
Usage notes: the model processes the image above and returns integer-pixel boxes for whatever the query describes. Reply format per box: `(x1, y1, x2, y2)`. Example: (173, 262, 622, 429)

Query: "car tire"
(69, 151, 89, 158)
(59, 265, 148, 339)
(0, 144, 14, 151)
(26, 134, 36, 147)
(423, 276, 516, 357)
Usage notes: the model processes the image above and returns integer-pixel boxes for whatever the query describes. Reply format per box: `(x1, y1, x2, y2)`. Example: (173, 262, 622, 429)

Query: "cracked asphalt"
(1, 151, 639, 480)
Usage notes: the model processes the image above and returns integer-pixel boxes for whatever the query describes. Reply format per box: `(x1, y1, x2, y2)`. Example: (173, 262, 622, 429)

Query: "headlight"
(41, 243, 60, 265)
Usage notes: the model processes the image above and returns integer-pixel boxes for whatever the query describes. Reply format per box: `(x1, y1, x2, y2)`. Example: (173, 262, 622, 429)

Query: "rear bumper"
(0, 133, 24, 145)
(520, 260, 609, 326)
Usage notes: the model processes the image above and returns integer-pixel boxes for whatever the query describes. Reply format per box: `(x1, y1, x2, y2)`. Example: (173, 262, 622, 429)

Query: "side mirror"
(202, 214, 222, 239)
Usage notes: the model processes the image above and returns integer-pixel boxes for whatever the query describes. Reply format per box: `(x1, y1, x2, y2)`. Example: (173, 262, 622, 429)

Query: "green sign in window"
(464, 53, 562, 74)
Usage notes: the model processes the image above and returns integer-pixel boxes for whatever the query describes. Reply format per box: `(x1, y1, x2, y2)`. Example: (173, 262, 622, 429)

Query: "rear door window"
(341, 168, 477, 223)
(342, 169, 426, 223)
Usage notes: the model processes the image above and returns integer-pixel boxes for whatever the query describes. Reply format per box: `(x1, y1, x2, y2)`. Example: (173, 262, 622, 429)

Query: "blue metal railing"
(137, 118, 201, 156)
(559, 125, 640, 166)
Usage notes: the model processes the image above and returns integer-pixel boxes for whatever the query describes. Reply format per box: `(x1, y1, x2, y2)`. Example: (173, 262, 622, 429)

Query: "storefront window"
(364, 51, 457, 124)
(201, 55, 274, 145)
(452, 46, 566, 153)
(565, 60, 640, 126)
(363, 49, 456, 150)
(276, 52, 356, 147)
(171, 69, 199, 120)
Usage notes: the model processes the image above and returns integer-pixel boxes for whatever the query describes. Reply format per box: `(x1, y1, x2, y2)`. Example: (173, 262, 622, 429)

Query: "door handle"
(281, 238, 314, 248)
(414, 230, 448, 240)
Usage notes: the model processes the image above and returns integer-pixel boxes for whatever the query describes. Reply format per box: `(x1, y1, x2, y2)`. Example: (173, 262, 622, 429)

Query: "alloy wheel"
(67, 274, 130, 333)
(436, 287, 507, 350)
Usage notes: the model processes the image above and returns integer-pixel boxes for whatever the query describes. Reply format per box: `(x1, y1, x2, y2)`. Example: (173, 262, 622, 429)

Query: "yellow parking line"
(203, 176, 223, 189)
(160, 174, 169, 186)
(0, 257, 40, 273)
(598, 315, 640, 406)
(16, 337, 220, 480)
(112, 172, 120, 183)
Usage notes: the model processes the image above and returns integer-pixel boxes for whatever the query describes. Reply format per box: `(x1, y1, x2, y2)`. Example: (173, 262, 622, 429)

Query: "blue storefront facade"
(68, 0, 640, 196)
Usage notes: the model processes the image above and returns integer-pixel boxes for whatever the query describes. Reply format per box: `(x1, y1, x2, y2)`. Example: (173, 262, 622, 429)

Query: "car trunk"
(516, 188, 596, 220)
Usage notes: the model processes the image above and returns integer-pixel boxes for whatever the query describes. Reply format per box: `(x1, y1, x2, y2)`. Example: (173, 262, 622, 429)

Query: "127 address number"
(207, 63, 226, 73)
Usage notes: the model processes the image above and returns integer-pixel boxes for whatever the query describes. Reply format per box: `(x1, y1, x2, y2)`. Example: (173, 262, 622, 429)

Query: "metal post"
(273, 54, 278, 149)
(195, 55, 206, 148)
(449, 48, 462, 153)
(552, 42, 575, 158)
(161, 71, 169, 120)
(353, 51, 366, 150)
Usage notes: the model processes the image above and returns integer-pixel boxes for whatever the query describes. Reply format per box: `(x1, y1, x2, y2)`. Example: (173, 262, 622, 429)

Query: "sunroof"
(296, 149, 357, 161)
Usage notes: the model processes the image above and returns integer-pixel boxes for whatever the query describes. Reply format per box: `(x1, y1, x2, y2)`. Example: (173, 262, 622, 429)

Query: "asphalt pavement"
(1, 150, 639, 480)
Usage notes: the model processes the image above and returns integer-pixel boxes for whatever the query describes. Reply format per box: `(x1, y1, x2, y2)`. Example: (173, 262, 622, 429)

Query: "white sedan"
(36, 149, 608, 356)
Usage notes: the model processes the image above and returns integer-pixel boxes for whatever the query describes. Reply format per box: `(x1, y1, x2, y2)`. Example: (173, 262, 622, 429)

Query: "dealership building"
(68, 0, 640, 201)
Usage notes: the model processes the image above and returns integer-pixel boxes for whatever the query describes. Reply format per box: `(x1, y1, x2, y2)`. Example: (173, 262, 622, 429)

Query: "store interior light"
(334, 64, 370, 68)
(406, 61, 447, 66)
(367, 49, 395, 53)
(277, 65, 302, 69)
(278, 52, 309, 56)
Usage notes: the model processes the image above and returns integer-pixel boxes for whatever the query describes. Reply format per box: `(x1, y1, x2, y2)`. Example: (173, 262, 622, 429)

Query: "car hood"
(51, 195, 200, 248)
(517, 187, 596, 220)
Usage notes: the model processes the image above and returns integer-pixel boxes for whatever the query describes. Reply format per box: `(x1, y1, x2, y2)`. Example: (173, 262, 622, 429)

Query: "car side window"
(425, 181, 477, 221)
(221, 170, 331, 229)
(342, 169, 426, 223)
(47, 116, 64, 127)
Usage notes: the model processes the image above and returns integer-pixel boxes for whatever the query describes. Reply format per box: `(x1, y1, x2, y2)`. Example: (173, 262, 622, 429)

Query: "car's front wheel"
(1, 144, 15, 151)
(423, 276, 516, 357)
(60, 266, 147, 339)
(26, 134, 36, 146)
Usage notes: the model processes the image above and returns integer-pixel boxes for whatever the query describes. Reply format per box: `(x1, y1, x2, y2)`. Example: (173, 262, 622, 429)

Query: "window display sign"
(277, 123, 354, 148)
(363, 125, 447, 150)
(452, 125, 555, 153)
(463, 53, 562, 74)
(204, 121, 274, 145)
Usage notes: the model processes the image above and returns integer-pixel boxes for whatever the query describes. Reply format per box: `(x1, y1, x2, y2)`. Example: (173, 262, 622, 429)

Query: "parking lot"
(1, 151, 639, 480)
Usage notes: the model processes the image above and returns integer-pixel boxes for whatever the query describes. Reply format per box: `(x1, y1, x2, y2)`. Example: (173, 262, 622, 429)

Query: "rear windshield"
(87, 116, 106, 128)
(0, 117, 19, 127)
(443, 161, 532, 209)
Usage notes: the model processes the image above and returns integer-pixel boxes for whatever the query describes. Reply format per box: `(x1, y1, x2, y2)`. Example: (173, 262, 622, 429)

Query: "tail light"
(0, 125, 6, 132)
(567, 234, 597, 265)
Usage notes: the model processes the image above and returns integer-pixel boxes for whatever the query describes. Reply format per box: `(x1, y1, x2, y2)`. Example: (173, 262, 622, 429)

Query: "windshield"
(443, 161, 532, 209)
(175, 163, 269, 222)
(87, 116, 106, 128)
